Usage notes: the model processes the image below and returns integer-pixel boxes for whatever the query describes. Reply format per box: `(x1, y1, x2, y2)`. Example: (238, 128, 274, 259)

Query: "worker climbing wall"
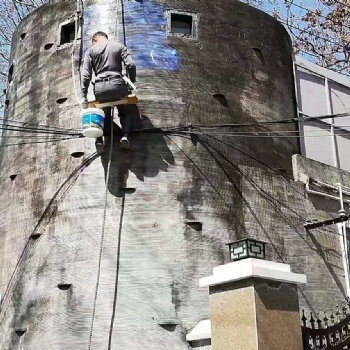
(0, 0, 346, 349)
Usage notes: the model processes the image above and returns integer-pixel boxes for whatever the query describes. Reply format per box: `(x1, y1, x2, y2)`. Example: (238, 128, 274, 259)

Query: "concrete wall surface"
(0, 1, 343, 349)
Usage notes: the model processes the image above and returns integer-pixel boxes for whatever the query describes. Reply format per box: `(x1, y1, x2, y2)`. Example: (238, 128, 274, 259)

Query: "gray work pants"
(94, 77, 131, 135)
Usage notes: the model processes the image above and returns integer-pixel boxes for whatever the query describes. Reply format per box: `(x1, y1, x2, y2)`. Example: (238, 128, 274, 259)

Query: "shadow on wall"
(100, 108, 175, 197)
(308, 193, 349, 214)
(307, 230, 347, 299)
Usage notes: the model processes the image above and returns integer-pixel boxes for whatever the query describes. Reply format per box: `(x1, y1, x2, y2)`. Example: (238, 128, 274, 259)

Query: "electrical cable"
(192, 111, 350, 129)
(187, 132, 350, 139)
(0, 136, 81, 147)
(279, 19, 345, 47)
(193, 131, 347, 226)
(0, 123, 81, 136)
(0, 151, 99, 324)
(286, 0, 350, 32)
(193, 131, 319, 312)
(196, 132, 342, 237)
(0, 118, 81, 133)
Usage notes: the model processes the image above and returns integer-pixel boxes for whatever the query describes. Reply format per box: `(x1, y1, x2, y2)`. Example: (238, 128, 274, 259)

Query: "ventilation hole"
(20, 32, 27, 40)
(118, 188, 136, 194)
(9, 174, 17, 181)
(15, 328, 27, 336)
(56, 97, 68, 104)
(212, 93, 228, 107)
(30, 233, 41, 240)
(159, 323, 177, 332)
(8, 64, 13, 83)
(5, 100, 10, 107)
(3, 89, 6, 94)
(57, 284, 72, 291)
(44, 43, 54, 50)
(60, 21, 76, 45)
(252, 47, 265, 64)
(184, 220, 203, 231)
(71, 152, 84, 158)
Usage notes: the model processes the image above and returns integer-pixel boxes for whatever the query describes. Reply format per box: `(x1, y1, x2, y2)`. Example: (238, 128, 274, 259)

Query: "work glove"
(81, 97, 88, 109)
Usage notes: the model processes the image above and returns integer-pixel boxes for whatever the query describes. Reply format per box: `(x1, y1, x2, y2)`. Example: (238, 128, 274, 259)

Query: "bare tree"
(0, 0, 46, 109)
(251, 0, 350, 74)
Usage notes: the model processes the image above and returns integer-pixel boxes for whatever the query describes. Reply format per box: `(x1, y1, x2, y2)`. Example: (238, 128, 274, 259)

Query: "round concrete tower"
(0, 1, 299, 349)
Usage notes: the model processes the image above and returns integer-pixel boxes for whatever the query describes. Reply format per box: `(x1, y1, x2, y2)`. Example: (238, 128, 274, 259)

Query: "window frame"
(58, 18, 77, 47)
(167, 10, 198, 39)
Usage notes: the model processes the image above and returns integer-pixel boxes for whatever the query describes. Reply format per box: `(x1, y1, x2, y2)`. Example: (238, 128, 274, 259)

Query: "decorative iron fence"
(302, 302, 350, 350)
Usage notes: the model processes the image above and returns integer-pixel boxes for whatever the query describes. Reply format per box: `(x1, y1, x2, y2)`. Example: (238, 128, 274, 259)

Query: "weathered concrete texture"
(0, 0, 331, 349)
(209, 279, 303, 350)
(241, 157, 347, 311)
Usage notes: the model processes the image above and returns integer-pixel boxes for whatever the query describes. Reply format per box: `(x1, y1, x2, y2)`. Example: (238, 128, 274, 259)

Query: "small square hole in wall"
(60, 21, 76, 45)
(169, 12, 195, 37)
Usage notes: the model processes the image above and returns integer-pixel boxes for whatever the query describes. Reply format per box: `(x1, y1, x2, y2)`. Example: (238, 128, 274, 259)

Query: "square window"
(60, 21, 76, 45)
(170, 13, 194, 36)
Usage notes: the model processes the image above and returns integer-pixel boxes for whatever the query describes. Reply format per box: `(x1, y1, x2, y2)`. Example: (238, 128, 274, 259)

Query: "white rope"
(71, 8, 82, 105)
(114, 0, 120, 41)
(88, 1, 121, 347)
(87, 110, 114, 350)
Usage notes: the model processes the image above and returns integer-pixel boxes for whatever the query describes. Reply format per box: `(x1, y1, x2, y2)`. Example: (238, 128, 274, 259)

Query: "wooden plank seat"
(88, 94, 138, 108)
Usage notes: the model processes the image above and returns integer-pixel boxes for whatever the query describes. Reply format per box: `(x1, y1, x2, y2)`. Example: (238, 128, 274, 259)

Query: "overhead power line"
(0, 117, 81, 133)
(192, 111, 350, 129)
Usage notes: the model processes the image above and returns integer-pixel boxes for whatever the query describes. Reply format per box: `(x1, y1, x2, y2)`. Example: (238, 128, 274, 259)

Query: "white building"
(294, 55, 350, 171)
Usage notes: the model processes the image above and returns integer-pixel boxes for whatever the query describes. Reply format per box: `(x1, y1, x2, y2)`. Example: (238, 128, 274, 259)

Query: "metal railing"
(302, 302, 350, 350)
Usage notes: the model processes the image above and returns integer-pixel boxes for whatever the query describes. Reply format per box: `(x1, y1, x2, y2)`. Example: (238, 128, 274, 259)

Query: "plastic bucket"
(81, 108, 105, 138)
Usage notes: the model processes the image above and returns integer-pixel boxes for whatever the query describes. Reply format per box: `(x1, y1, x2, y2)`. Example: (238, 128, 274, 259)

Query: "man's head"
(92, 31, 108, 44)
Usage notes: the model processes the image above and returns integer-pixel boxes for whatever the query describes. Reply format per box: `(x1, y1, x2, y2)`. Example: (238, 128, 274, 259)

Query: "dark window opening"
(20, 32, 27, 40)
(10, 174, 17, 181)
(44, 43, 54, 50)
(56, 97, 68, 104)
(60, 22, 76, 45)
(58, 284, 72, 291)
(30, 233, 41, 240)
(8, 64, 13, 83)
(170, 13, 193, 36)
(5, 100, 10, 107)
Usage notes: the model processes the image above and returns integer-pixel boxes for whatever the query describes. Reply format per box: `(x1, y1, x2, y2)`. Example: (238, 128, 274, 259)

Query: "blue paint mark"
(82, 3, 117, 56)
(124, 0, 180, 71)
(82, 0, 180, 71)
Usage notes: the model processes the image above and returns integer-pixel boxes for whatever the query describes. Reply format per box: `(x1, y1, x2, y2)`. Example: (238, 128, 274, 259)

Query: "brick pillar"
(200, 258, 307, 350)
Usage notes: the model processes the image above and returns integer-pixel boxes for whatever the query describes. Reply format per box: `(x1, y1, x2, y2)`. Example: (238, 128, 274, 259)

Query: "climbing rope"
(71, 1, 83, 105)
(87, 110, 114, 350)
(113, 0, 121, 41)
(87, 1, 124, 347)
